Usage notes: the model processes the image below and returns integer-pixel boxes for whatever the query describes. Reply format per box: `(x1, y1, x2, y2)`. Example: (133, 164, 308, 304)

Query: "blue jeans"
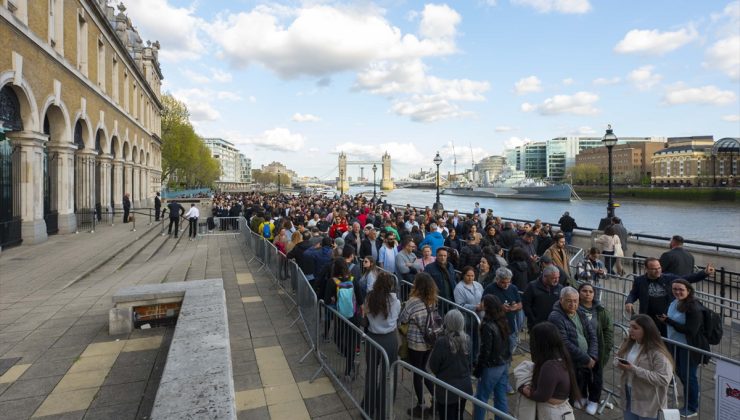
(564, 231, 573, 245)
(675, 347, 699, 413)
(474, 363, 509, 420)
(623, 386, 658, 420)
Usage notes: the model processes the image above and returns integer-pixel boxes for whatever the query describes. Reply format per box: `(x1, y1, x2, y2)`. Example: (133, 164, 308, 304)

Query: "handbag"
(398, 323, 409, 361)
(659, 375, 681, 420)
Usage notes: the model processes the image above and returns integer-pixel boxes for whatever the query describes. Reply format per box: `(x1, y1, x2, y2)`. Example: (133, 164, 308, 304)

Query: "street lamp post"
(600, 124, 618, 228)
(433, 151, 443, 211)
(372, 164, 377, 201)
(277, 169, 281, 194)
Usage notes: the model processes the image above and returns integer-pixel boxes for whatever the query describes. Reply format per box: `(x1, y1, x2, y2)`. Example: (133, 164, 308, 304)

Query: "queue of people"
(234, 191, 716, 420)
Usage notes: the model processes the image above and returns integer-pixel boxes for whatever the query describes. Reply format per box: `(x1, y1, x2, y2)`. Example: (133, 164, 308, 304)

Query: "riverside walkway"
(0, 220, 354, 419)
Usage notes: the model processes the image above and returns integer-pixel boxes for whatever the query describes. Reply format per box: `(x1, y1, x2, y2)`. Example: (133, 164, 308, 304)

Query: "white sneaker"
(586, 401, 598, 415)
(574, 400, 584, 410)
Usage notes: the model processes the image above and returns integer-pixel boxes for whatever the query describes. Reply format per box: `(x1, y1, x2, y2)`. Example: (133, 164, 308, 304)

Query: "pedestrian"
(656, 279, 707, 417)
(543, 233, 572, 281)
(183, 203, 200, 240)
(625, 257, 714, 337)
(484, 267, 523, 358)
(578, 247, 607, 285)
(122, 192, 131, 223)
(594, 225, 621, 275)
(477, 255, 497, 289)
(474, 294, 512, 420)
(659, 235, 695, 277)
(154, 192, 161, 221)
(577, 283, 613, 415)
(325, 257, 361, 379)
(424, 247, 458, 306)
(428, 310, 473, 420)
(398, 272, 438, 418)
(522, 265, 563, 331)
(615, 314, 674, 420)
(611, 217, 628, 256)
(558, 212, 577, 245)
(361, 271, 401, 419)
(547, 287, 599, 414)
(519, 322, 579, 420)
(378, 234, 399, 274)
(166, 200, 185, 238)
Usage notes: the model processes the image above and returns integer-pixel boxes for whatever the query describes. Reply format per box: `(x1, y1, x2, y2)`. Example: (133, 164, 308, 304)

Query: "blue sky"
(121, 0, 740, 178)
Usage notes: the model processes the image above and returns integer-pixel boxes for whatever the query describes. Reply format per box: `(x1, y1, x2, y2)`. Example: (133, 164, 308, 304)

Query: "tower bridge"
(337, 152, 393, 193)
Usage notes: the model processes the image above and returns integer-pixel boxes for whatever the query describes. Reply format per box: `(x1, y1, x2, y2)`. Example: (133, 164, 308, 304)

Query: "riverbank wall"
(573, 186, 739, 202)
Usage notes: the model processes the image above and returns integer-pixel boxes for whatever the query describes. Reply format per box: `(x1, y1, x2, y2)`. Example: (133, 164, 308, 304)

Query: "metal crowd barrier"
(199, 216, 244, 237)
(288, 261, 319, 363)
(316, 300, 392, 419)
(392, 359, 517, 420)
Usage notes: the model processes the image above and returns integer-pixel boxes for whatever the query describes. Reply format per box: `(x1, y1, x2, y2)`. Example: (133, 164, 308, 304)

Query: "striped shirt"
(399, 297, 436, 351)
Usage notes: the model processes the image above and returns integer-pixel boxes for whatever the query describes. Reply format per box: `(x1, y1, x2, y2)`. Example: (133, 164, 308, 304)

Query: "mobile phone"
(617, 357, 629, 364)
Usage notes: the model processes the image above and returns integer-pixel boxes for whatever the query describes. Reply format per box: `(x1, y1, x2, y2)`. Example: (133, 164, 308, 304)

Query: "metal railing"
(0, 216, 22, 248)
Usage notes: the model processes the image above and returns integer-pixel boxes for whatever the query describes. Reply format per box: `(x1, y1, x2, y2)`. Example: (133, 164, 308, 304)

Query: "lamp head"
(602, 124, 618, 147)
(433, 151, 443, 166)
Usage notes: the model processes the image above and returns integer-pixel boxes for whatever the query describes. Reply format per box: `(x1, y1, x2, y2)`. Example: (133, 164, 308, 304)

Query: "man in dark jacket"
(659, 235, 695, 277)
(154, 192, 161, 221)
(424, 248, 458, 306)
(626, 257, 714, 336)
(522, 265, 563, 331)
(498, 222, 518, 250)
(359, 224, 382, 260)
(548, 286, 598, 412)
(122, 193, 131, 223)
(344, 222, 364, 254)
(166, 200, 185, 238)
(305, 236, 334, 282)
(557, 211, 577, 245)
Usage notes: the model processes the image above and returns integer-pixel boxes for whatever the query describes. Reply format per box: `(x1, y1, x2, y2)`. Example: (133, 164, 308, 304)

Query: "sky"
(120, 0, 740, 179)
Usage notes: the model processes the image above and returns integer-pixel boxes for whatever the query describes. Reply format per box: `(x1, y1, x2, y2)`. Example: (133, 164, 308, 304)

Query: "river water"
(347, 187, 740, 246)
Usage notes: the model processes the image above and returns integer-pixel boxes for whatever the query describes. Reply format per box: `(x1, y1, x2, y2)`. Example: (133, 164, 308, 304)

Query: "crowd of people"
(211, 190, 716, 419)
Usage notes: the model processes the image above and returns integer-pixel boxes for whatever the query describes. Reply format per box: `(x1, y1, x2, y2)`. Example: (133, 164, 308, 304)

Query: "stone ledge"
(110, 278, 236, 420)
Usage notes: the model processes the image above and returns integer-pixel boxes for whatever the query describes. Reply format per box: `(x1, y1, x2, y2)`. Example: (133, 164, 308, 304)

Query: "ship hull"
(441, 184, 572, 201)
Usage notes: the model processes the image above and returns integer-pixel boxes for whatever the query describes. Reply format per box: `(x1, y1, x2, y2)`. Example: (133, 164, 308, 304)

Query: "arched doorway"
(0, 85, 23, 247)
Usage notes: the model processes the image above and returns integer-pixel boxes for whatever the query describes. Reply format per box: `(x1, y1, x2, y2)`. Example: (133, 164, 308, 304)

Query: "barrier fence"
(241, 223, 739, 420)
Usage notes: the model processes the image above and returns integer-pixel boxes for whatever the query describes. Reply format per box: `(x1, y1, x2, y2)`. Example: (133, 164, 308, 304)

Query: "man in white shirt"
(184, 204, 200, 240)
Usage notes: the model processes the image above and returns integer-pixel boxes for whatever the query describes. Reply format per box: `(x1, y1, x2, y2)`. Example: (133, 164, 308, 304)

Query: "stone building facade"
(576, 141, 665, 184)
(651, 136, 739, 186)
(0, 1, 162, 247)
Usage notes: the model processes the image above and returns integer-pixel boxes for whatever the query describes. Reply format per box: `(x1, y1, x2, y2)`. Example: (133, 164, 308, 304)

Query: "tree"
(566, 164, 602, 185)
(160, 93, 220, 188)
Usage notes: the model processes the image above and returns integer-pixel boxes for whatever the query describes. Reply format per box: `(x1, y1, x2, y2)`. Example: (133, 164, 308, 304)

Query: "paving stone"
(0, 396, 46, 419)
(83, 402, 139, 420)
(0, 357, 22, 377)
(40, 346, 86, 362)
(89, 381, 147, 408)
(304, 393, 347, 418)
(0, 375, 63, 401)
(32, 388, 98, 417)
(19, 358, 76, 380)
(251, 336, 280, 348)
(232, 373, 262, 391)
(112, 349, 158, 367)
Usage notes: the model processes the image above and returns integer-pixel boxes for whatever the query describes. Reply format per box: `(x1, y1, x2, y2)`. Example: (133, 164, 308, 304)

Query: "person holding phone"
(615, 314, 674, 420)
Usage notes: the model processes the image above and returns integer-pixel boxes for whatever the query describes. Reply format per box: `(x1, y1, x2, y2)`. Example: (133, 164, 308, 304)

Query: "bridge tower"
(381, 152, 394, 190)
(338, 152, 348, 194)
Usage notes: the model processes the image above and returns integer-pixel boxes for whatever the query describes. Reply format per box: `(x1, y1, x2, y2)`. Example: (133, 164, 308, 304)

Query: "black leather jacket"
(476, 318, 510, 369)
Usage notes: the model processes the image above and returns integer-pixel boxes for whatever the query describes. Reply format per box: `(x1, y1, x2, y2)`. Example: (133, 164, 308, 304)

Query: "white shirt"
(184, 207, 200, 219)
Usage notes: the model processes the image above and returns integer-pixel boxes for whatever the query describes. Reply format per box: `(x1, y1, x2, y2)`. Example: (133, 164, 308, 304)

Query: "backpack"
(423, 305, 443, 346)
(701, 304, 723, 345)
(335, 277, 357, 319)
(262, 222, 272, 239)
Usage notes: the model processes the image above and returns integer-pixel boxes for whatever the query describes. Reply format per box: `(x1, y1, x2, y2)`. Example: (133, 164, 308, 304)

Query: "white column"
(123, 161, 133, 203)
(112, 158, 123, 210)
(98, 154, 112, 210)
(132, 164, 140, 208)
(7, 131, 48, 244)
(47, 143, 78, 233)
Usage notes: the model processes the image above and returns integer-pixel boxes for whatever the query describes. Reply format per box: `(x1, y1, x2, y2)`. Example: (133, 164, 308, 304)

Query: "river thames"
(348, 187, 740, 247)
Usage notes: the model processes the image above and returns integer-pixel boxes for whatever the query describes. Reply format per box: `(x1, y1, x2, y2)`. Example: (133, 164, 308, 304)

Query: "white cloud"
(511, 0, 592, 14)
(439, 142, 490, 165)
(391, 97, 469, 123)
(562, 78, 574, 86)
(722, 114, 740, 122)
(121, 0, 205, 61)
(614, 26, 698, 55)
(248, 96, 257, 103)
(235, 128, 305, 152)
(593, 77, 621, 86)
(572, 126, 596, 135)
(182, 69, 210, 84)
(504, 136, 531, 149)
(216, 91, 242, 101)
(419, 4, 461, 40)
(627, 65, 663, 91)
(514, 76, 542, 95)
(292, 113, 321, 122)
(663, 84, 737, 106)
(522, 91, 600, 115)
(495, 126, 514, 132)
(704, 35, 740, 80)
(171, 89, 221, 121)
(211, 68, 233, 83)
(206, 4, 457, 78)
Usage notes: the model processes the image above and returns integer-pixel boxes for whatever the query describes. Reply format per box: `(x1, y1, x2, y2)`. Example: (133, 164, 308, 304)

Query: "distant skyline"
(122, 0, 740, 177)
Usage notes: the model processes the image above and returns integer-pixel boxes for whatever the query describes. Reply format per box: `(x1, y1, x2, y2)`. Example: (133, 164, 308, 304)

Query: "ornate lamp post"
(602, 124, 618, 220)
(277, 169, 281, 194)
(372, 163, 377, 201)
(433, 151, 443, 211)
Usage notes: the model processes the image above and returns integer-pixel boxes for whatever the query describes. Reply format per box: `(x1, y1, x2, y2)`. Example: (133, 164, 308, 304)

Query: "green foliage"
(252, 169, 291, 186)
(160, 93, 220, 188)
(566, 164, 602, 185)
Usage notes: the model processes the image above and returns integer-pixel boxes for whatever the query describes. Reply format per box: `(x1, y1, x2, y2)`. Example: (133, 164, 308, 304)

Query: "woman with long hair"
(398, 272, 438, 417)
(657, 279, 707, 417)
(325, 257, 360, 378)
(594, 225, 621, 274)
(273, 227, 288, 254)
(361, 271, 401, 418)
(358, 255, 380, 302)
(577, 282, 613, 415)
(474, 295, 512, 420)
(286, 230, 303, 253)
(616, 314, 674, 420)
(477, 255, 497, 289)
(428, 310, 473, 420)
(520, 322, 580, 420)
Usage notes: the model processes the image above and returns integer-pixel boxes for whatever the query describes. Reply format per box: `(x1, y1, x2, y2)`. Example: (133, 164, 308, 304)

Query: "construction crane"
(451, 142, 457, 181)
